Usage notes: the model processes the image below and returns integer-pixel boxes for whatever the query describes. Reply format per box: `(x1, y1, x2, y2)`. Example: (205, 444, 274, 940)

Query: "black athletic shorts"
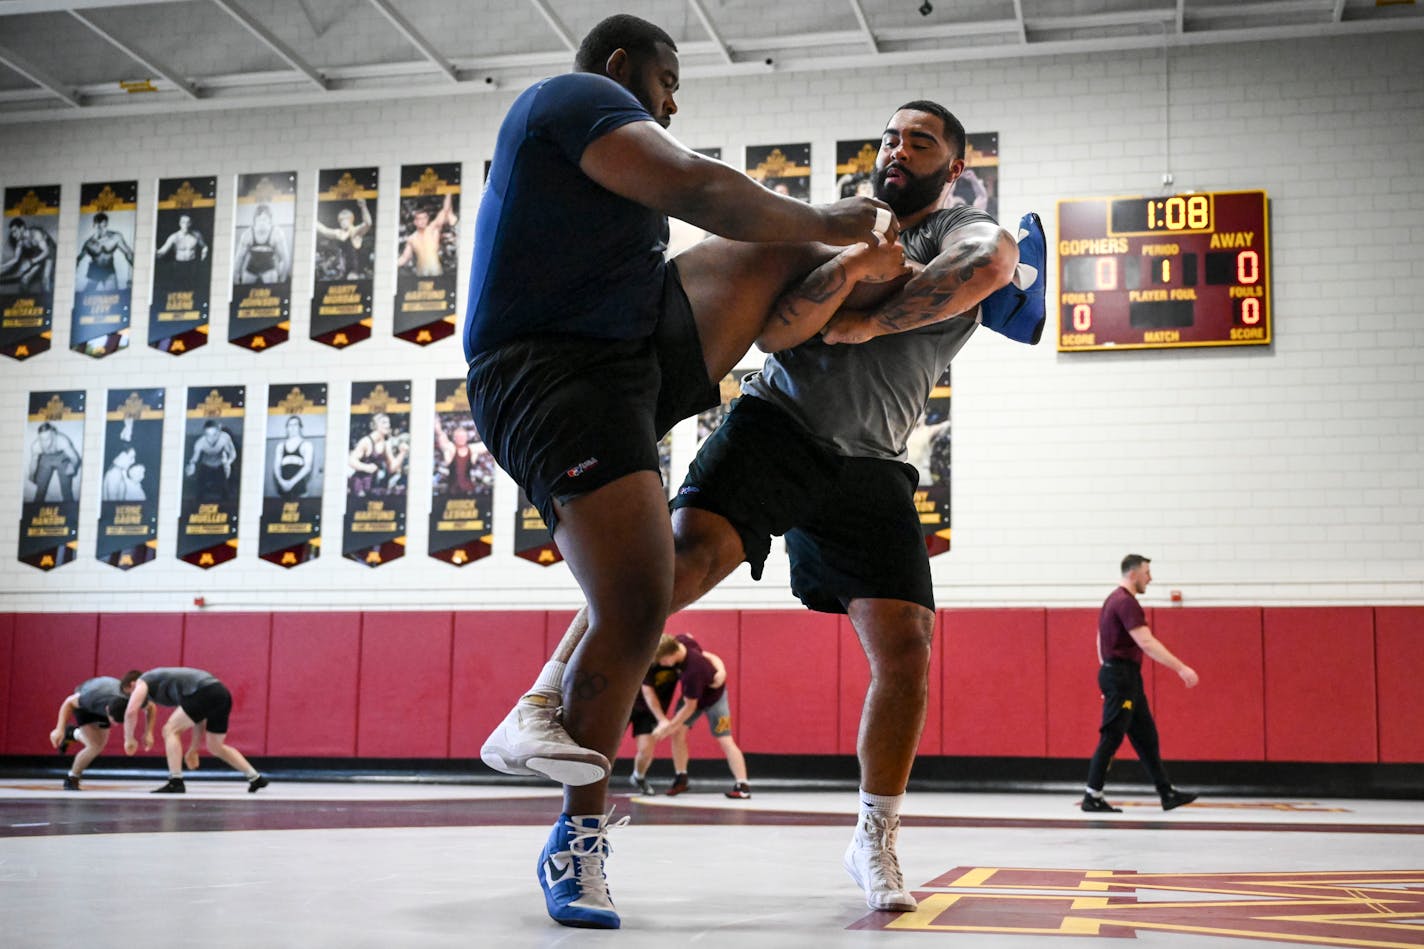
(466, 261, 717, 532)
(180, 681, 233, 734)
(670, 395, 935, 615)
(628, 707, 659, 737)
(74, 707, 110, 728)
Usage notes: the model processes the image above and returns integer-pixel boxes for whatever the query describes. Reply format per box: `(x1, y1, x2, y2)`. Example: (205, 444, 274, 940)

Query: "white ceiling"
(0, 0, 1419, 124)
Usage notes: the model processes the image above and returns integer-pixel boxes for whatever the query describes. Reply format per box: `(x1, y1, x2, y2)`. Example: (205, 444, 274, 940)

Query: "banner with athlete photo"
(957, 132, 999, 220)
(71, 180, 137, 358)
(229, 171, 296, 351)
(393, 163, 460, 345)
(745, 143, 810, 202)
(149, 176, 216, 355)
(311, 167, 376, 349)
(430, 378, 493, 566)
(836, 138, 879, 198)
(177, 386, 244, 569)
(343, 381, 410, 566)
(1, 185, 60, 360)
(96, 388, 163, 569)
(911, 368, 953, 556)
(18, 390, 84, 570)
(695, 370, 753, 448)
(513, 486, 560, 566)
(259, 383, 325, 568)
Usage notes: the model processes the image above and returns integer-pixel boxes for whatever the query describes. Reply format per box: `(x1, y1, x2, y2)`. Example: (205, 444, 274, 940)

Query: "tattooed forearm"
(769, 259, 851, 328)
(872, 238, 997, 332)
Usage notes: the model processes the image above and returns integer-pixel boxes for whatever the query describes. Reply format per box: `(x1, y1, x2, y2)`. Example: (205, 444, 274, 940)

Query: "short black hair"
(574, 14, 676, 74)
(1121, 553, 1151, 574)
(119, 669, 142, 691)
(93, 212, 108, 225)
(895, 99, 966, 161)
(106, 696, 130, 723)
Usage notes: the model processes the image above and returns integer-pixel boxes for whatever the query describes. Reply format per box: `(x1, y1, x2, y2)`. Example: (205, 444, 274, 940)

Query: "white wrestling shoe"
(480, 700, 610, 786)
(843, 811, 918, 912)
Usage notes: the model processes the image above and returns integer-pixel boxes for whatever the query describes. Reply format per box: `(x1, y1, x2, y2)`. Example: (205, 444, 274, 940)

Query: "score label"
(1056, 190, 1270, 352)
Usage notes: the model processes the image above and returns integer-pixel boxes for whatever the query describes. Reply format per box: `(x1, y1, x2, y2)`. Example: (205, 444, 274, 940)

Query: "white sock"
(858, 789, 903, 834)
(1085, 787, 1105, 798)
(245, 770, 259, 780)
(525, 660, 565, 704)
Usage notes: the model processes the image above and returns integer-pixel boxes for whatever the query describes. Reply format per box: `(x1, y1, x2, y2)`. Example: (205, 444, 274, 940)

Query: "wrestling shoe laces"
(844, 811, 917, 911)
(539, 809, 632, 929)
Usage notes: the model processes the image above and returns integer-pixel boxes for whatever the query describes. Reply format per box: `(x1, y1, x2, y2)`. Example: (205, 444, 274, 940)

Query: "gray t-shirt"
(141, 667, 219, 707)
(741, 206, 994, 460)
(75, 676, 123, 716)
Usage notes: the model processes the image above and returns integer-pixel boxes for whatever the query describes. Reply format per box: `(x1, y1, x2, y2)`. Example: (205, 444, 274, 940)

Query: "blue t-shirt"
(464, 72, 670, 359)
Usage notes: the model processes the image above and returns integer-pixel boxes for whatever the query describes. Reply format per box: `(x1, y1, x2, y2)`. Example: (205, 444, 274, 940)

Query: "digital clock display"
(1057, 190, 1271, 352)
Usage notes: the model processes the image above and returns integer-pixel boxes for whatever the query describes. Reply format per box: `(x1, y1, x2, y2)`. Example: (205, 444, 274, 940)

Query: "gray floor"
(2, 779, 1421, 948)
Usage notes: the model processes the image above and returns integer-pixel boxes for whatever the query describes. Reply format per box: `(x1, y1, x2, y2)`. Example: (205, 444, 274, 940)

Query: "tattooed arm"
(820, 220, 1016, 345)
(754, 237, 911, 353)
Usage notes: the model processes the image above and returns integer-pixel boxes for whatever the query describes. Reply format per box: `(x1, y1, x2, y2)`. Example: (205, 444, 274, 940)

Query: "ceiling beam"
(1176, 0, 1187, 34)
(367, 0, 458, 83)
(526, 0, 576, 52)
(208, 0, 327, 90)
(0, 41, 82, 106)
(687, 0, 735, 64)
(0, 0, 187, 12)
(1332, 0, 1348, 21)
(68, 9, 200, 99)
(846, 0, 879, 54)
(1011, 0, 1028, 44)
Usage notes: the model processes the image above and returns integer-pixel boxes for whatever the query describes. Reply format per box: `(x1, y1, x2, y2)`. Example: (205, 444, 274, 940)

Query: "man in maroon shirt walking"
(1082, 554, 1200, 813)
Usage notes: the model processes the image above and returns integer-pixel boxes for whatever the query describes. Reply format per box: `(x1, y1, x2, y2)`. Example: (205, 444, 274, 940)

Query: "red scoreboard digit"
(1056, 190, 1271, 352)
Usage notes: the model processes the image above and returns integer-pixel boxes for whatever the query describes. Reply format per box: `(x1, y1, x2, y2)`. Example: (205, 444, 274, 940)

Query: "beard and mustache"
(870, 159, 954, 218)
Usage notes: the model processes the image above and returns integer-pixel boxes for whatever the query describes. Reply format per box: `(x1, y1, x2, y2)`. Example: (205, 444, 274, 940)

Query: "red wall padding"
(357, 611, 452, 758)
(1263, 606, 1376, 763)
(0, 613, 14, 751)
(1044, 608, 1116, 760)
(739, 610, 839, 754)
(942, 609, 1046, 757)
(5, 614, 98, 755)
(267, 612, 361, 756)
(182, 612, 273, 755)
(452, 610, 547, 759)
(1373, 607, 1424, 763)
(1153, 607, 1264, 761)
(4, 606, 1421, 766)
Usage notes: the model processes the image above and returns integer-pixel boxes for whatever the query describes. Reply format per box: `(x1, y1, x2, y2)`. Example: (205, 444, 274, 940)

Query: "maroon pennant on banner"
(513, 486, 561, 566)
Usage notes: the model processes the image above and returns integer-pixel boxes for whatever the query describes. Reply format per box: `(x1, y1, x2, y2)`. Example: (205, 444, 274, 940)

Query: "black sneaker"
(725, 782, 751, 800)
(151, 777, 186, 794)
(247, 774, 269, 793)
(1161, 789, 1198, 811)
(1081, 794, 1121, 813)
(666, 773, 689, 797)
(62, 775, 80, 791)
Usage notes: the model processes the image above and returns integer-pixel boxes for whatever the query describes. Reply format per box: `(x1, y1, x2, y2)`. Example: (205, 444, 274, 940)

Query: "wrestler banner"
(836, 138, 879, 198)
(343, 380, 410, 567)
(18, 390, 84, 570)
(1, 185, 60, 360)
(393, 163, 460, 346)
(96, 388, 163, 569)
(513, 486, 561, 566)
(430, 378, 493, 566)
(958, 132, 999, 221)
(149, 176, 216, 355)
(229, 171, 296, 352)
(745, 142, 811, 202)
(311, 167, 377, 349)
(177, 386, 244, 569)
(696, 370, 753, 447)
(911, 368, 953, 556)
(71, 180, 138, 358)
(259, 383, 326, 568)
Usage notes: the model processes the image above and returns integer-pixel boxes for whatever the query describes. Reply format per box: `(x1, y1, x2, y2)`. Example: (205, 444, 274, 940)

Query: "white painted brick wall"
(0, 31, 1420, 613)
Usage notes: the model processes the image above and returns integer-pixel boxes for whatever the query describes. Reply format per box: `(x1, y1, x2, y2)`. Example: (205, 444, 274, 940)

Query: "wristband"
(873, 207, 892, 236)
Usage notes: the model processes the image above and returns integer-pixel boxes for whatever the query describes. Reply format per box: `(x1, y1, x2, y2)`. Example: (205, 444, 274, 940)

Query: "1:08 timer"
(1110, 194, 1212, 234)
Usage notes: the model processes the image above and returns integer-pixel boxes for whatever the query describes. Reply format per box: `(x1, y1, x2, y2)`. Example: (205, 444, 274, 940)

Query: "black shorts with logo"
(466, 261, 716, 532)
(670, 395, 934, 615)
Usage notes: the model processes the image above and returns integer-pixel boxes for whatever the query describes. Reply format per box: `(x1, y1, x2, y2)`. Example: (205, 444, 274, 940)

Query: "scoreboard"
(1056, 190, 1271, 352)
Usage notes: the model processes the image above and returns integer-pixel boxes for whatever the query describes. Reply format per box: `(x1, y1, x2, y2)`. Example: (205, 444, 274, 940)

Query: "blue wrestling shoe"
(537, 811, 628, 929)
(977, 211, 1047, 344)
